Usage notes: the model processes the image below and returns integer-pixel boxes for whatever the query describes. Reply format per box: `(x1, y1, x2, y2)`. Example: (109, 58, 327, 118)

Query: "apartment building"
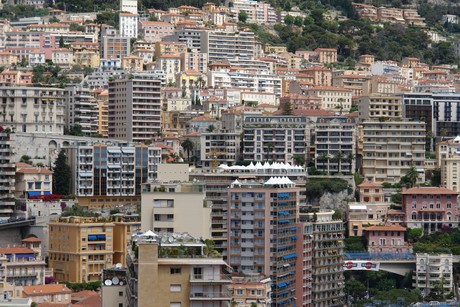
(139, 21, 175, 43)
(332, 74, 370, 96)
(403, 92, 460, 139)
(0, 239, 47, 287)
(315, 116, 357, 174)
(315, 48, 337, 64)
(0, 52, 19, 67)
(126, 231, 232, 307)
(200, 131, 240, 167)
(227, 178, 299, 306)
(141, 181, 211, 239)
(364, 225, 411, 254)
(299, 210, 345, 307)
(51, 48, 73, 67)
(359, 120, 426, 183)
(190, 162, 306, 256)
(402, 187, 459, 233)
(65, 142, 161, 198)
(242, 115, 309, 165)
(65, 85, 98, 136)
(413, 253, 453, 296)
(347, 181, 389, 236)
(358, 94, 403, 121)
(120, 0, 137, 14)
(0, 127, 15, 221)
(181, 50, 209, 73)
(0, 86, 65, 134)
(200, 30, 258, 62)
(229, 0, 277, 24)
(228, 277, 272, 305)
(304, 86, 352, 112)
(101, 35, 131, 59)
(119, 13, 138, 38)
(14, 163, 53, 198)
(95, 89, 108, 138)
(48, 217, 115, 283)
(437, 136, 460, 192)
(108, 72, 162, 142)
(300, 67, 332, 87)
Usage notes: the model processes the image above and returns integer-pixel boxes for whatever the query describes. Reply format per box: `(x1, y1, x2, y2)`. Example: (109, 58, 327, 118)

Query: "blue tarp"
(291, 236, 297, 239)
(278, 220, 289, 224)
(282, 253, 297, 260)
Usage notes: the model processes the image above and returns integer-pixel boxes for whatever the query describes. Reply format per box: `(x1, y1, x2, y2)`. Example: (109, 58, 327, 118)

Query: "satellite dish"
(119, 281, 123, 286)
(115, 263, 122, 269)
(112, 277, 119, 285)
(168, 237, 173, 243)
(104, 279, 112, 286)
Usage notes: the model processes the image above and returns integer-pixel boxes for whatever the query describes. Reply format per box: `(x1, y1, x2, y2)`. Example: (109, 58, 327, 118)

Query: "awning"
(107, 165, 121, 169)
(282, 253, 296, 260)
(28, 191, 40, 197)
(122, 149, 135, 154)
(291, 236, 297, 240)
(79, 173, 92, 177)
(44, 191, 50, 195)
(108, 149, 122, 154)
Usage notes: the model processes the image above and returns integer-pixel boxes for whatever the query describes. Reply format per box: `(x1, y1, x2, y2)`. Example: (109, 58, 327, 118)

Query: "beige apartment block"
(359, 120, 426, 183)
(126, 232, 232, 307)
(141, 181, 211, 239)
(358, 94, 403, 121)
(48, 217, 115, 283)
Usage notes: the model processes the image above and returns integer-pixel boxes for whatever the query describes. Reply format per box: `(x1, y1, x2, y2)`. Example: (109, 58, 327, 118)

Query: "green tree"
(431, 168, 441, 187)
(19, 155, 33, 165)
(238, 11, 248, 23)
(407, 228, 423, 243)
(65, 124, 84, 136)
(404, 166, 419, 188)
(292, 154, 305, 166)
(59, 36, 64, 48)
(284, 14, 294, 25)
(181, 138, 194, 161)
(282, 101, 293, 115)
(206, 125, 215, 132)
(333, 151, 346, 174)
(345, 279, 367, 300)
(53, 149, 71, 196)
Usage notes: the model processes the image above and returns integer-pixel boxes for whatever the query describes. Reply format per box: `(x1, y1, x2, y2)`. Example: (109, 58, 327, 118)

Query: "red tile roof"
(21, 237, 42, 243)
(402, 187, 459, 195)
(0, 246, 35, 254)
(365, 225, 406, 231)
(358, 181, 383, 188)
(23, 284, 72, 296)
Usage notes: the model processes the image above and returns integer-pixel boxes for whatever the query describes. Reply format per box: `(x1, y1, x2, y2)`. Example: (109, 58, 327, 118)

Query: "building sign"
(344, 261, 380, 271)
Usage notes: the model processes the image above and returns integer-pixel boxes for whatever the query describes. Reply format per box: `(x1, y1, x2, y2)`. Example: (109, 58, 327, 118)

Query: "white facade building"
(120, 13, 138, 38)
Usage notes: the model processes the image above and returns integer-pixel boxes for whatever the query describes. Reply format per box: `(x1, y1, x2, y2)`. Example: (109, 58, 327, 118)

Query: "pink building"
(402, 187, 459, 233)
(139, 21, 175, 43)
(22, 284, 72, 305)
(364, 225, 411, 254)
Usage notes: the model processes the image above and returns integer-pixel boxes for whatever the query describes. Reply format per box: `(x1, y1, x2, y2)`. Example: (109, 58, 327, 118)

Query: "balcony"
(190, 274, 232, 283)
(190, 292, 232, 300)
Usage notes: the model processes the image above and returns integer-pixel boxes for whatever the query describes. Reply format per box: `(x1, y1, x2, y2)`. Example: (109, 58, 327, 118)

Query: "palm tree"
(317, 153, 330, 174)
(405, 166, 419, 188)
(333, 151, 345, 174)
(344, 153, 355, 173)
(181, 138, 194, 162)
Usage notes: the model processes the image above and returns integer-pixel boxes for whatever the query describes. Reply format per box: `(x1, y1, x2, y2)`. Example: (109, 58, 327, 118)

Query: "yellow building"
(73, 50, 100, 68)
(48, 217, 115, 283)
(126, 231, 232, 307)
(121, 55, 144, 71)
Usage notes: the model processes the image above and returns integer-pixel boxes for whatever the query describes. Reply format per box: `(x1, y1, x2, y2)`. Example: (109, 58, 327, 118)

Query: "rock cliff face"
(319, 190, 351, 212)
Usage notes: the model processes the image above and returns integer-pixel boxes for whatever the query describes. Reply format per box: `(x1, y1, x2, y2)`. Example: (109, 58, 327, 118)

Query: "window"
(170, 268, 181, 274)
(193, 267, 202, 279)
(170, 303, 181, 307)
(170, 284, 181, 292)
(119, 291, 123, 296)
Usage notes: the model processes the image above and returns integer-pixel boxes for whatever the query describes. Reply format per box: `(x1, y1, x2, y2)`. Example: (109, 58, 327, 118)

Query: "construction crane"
(207, 146, 227, 169)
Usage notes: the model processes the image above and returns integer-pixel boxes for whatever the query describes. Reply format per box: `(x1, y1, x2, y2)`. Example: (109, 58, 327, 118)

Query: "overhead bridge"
(344, 252, 416, 276)
(0, 217, 36, 230)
